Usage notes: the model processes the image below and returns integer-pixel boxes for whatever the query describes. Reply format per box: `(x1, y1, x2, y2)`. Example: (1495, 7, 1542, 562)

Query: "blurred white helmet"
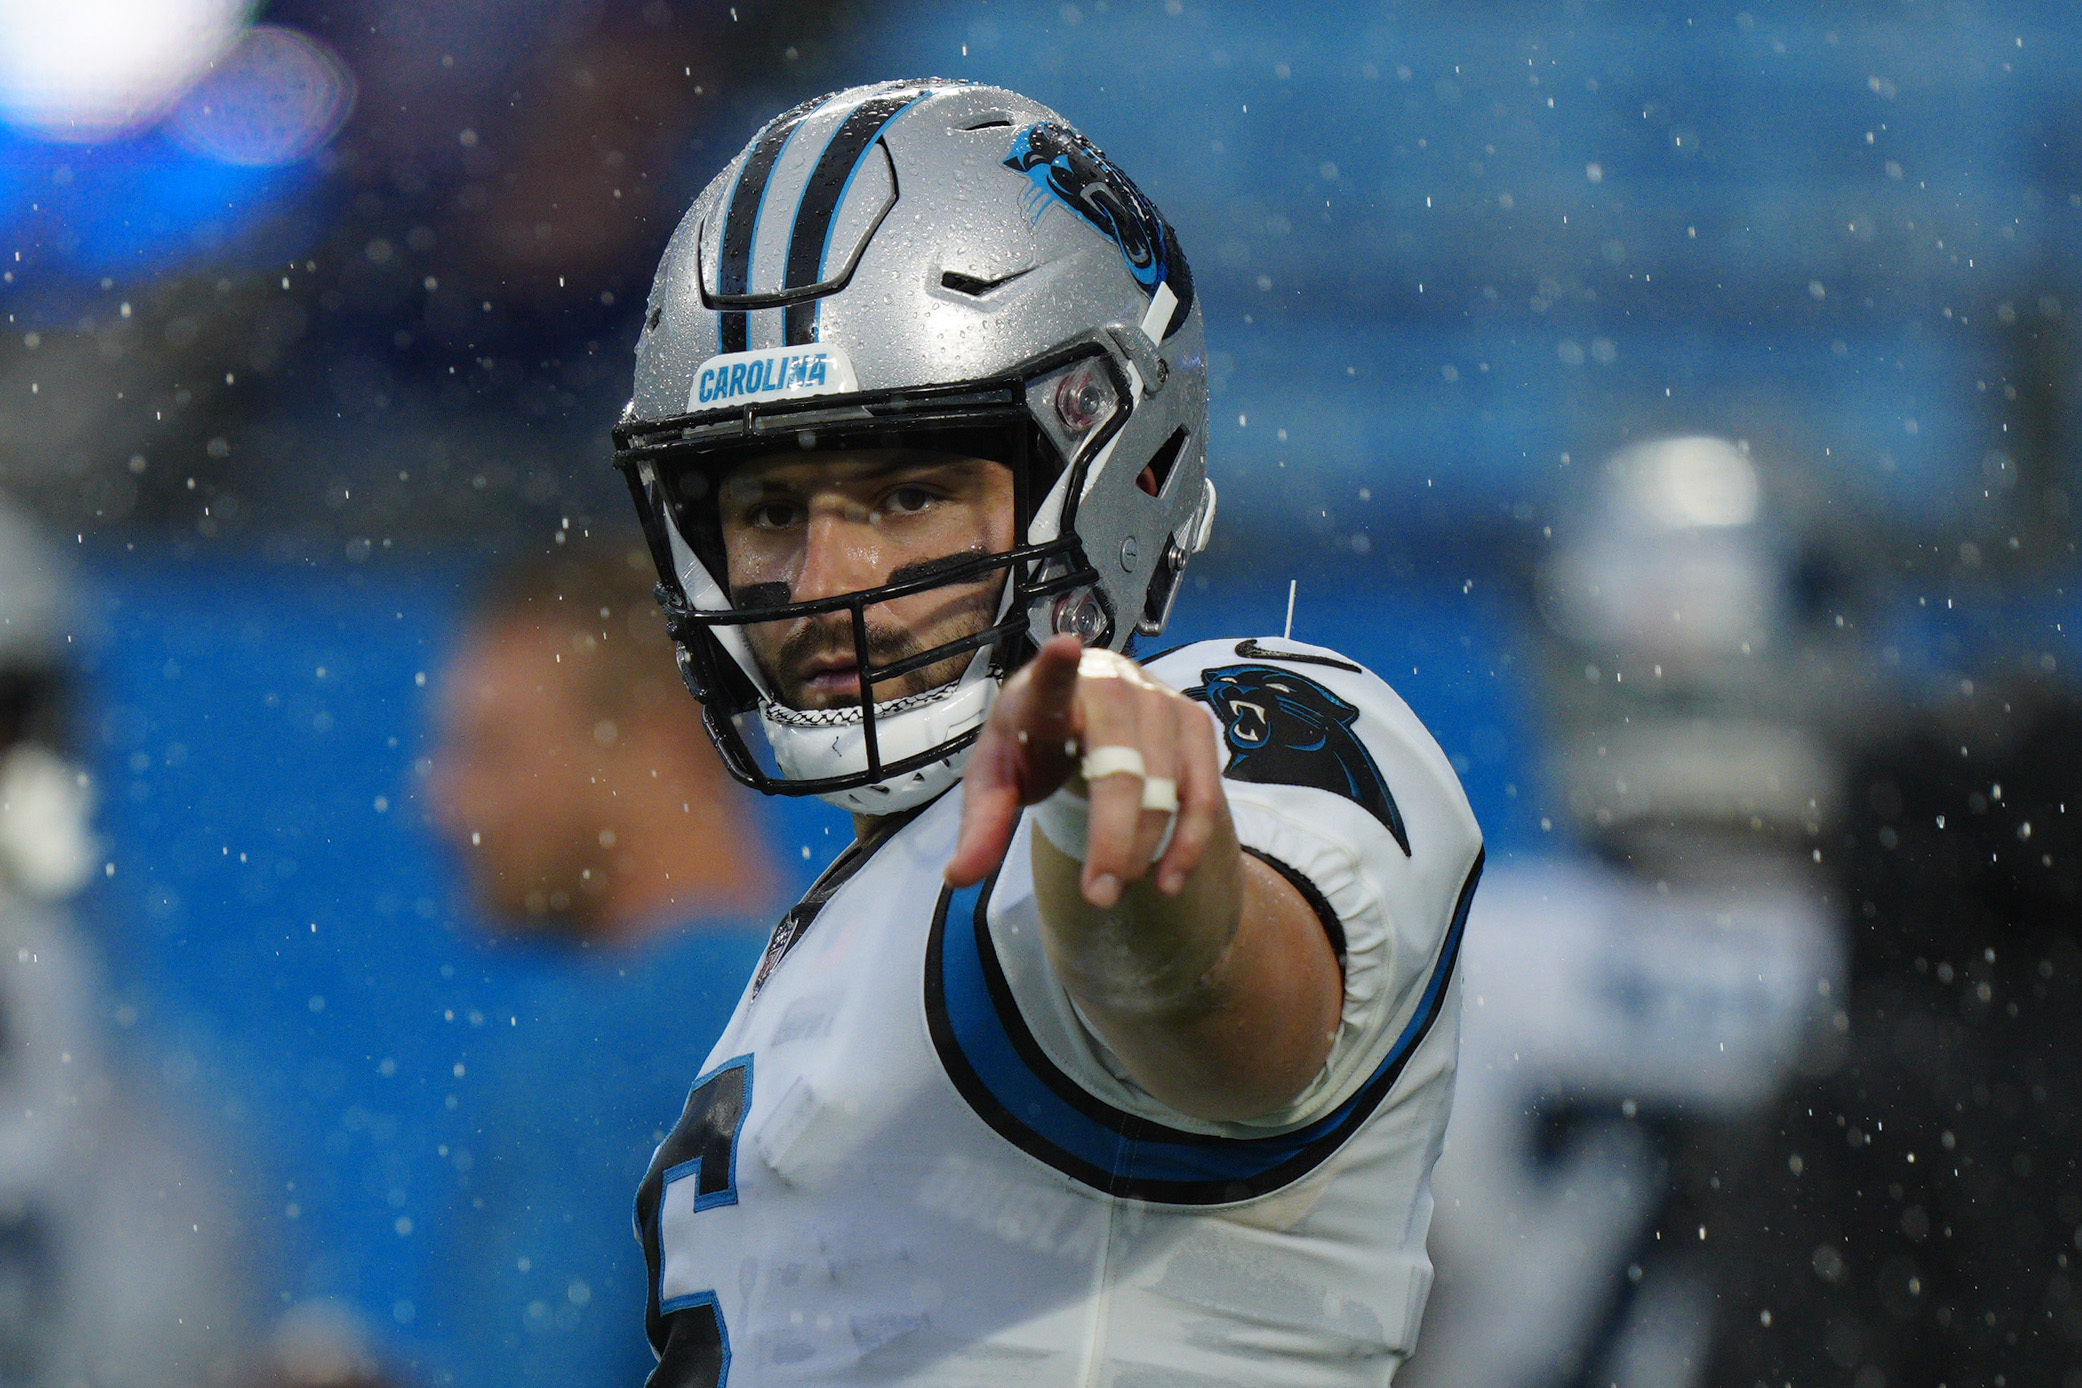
(1538, 436, 1862, 864)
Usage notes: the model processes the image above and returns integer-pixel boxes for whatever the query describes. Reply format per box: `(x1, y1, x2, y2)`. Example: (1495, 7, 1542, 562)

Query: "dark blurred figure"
(0, 0, 865, 553)
(1706, 680, 2082, 1388)
(421, 533, 774, 1388)
(1406, 437, 1850, 1388)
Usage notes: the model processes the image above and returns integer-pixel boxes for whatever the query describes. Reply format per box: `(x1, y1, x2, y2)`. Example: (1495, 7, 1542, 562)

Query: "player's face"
(717, 448, 1016, 710)
(428, 619, 614, 929)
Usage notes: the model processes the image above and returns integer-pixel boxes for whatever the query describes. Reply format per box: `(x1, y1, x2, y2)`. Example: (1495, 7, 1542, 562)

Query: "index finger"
(945, 635, 1087, 886)
(1009, 634, 1085, 775)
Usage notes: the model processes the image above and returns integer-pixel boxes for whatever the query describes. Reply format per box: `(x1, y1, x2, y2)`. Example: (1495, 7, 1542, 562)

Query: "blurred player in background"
(1403, 437, 1857, 1388)
(424, 534, 776, 1387)
(616, 81, 1481, 1386)
(431, 536, 777, 938)
(0, 493, 254, 1385)
(241, 1300, 404, 1388)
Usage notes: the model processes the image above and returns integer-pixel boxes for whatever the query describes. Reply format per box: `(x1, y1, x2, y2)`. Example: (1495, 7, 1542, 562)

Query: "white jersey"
(1402, 858, 1842, 1388)
(636, 638, 1484, 1387)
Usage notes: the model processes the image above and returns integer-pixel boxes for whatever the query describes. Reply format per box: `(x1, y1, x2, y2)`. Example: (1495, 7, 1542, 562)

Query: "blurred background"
(4, 0, 2080, 1384)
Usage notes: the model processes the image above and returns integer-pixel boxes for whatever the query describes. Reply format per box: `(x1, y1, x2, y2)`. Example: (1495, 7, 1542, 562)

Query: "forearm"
(1031, 821, 1340, 1122)
(952, 635, 1344, 1122)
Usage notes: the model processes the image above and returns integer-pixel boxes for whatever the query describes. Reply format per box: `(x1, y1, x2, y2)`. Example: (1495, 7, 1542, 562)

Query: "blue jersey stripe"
(924, 845, 1484, 1203)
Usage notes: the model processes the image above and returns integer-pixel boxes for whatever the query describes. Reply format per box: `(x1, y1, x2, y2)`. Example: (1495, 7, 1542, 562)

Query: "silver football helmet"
(614, 80, 1216, 813)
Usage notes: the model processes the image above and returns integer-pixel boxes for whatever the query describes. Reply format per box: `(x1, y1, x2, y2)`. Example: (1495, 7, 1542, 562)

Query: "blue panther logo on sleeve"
(1183, 664, 1411, 856)
(1003, 121, 1193, 337)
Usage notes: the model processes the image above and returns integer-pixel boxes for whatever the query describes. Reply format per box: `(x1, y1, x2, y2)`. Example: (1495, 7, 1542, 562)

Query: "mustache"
(772, 583, 1004, 675)
(728, 550, 1006, 701)
(773, 612, 924, 678)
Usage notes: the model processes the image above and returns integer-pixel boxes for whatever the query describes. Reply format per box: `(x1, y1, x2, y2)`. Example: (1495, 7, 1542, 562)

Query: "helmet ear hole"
(1135, 427, 1189, 498)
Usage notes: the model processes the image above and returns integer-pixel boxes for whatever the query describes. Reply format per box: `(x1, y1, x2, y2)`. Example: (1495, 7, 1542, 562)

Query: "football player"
(616, 81, 1484, 1386)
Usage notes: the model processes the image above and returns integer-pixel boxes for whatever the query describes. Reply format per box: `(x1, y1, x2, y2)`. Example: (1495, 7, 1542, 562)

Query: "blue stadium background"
(16, 0, 2082, 1371)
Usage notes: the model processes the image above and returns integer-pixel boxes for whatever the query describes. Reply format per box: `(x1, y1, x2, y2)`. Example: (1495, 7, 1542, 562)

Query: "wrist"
(1027, 815, 1243, 1017)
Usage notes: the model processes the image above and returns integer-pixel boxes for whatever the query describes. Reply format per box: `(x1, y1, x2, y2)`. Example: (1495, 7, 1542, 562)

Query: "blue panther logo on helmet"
(1004, 121, 1193, 336)
(1184, 664, 1410, 855)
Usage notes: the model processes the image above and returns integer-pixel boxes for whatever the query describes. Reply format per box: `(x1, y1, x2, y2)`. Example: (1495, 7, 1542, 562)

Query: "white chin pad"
(762, 678, 997, 814)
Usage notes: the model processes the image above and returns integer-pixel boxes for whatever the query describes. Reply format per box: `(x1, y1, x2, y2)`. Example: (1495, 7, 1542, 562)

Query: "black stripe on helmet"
(782, 90, 927, 345)
(715, 96, 821, 353)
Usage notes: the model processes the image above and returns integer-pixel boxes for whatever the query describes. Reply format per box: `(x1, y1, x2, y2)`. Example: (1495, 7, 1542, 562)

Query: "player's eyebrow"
(725, 474, 813, 497)
(856, 450, 987, 476)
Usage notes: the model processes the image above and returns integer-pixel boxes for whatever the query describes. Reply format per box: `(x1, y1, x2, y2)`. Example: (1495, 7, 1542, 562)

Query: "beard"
(758, 580, 1003, 710)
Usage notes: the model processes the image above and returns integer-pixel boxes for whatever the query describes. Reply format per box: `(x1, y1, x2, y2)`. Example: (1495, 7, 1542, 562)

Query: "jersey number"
(637, 1056, 750, 1388)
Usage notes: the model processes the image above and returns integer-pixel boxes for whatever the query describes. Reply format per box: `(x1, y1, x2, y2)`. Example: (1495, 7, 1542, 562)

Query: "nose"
(790, 505, 888, 604)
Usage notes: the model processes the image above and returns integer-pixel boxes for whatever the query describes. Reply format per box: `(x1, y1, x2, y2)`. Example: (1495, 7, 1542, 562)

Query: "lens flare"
(166, 25, 354, 167)
(0, 0, 249, 141)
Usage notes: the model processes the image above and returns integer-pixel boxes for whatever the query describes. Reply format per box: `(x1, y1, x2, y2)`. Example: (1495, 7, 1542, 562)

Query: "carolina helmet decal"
(1004, 121, 1193, 337)
(1184, 664, 1411, 855)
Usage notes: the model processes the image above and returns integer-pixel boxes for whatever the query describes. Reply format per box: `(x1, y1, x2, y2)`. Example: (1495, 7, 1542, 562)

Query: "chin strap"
(0, 745, 97, 901)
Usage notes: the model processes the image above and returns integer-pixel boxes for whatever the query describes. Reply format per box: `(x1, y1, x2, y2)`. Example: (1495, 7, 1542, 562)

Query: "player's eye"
(884, 484, 937, 515)
(745, 499, 801, 529)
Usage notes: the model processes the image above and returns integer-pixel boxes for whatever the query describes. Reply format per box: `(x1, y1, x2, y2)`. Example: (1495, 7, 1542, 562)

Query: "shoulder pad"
(1144, 637, 1477, 862)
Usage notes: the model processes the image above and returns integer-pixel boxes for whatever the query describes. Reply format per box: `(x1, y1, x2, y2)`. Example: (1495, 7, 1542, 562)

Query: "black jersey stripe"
(714, 97, 819, 353)
(781, 91, 926, 344)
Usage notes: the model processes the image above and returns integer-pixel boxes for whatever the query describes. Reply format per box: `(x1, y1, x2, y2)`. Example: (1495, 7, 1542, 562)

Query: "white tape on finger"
(1080, 745, 1147, 783)
(1153, 811, 1178, 862)
(1139, 776, 1178, 813)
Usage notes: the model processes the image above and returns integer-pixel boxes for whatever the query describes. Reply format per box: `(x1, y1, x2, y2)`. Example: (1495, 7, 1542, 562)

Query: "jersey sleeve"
(1147, 637, 1484, 1128)
(982, 636, 1484, 1141)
